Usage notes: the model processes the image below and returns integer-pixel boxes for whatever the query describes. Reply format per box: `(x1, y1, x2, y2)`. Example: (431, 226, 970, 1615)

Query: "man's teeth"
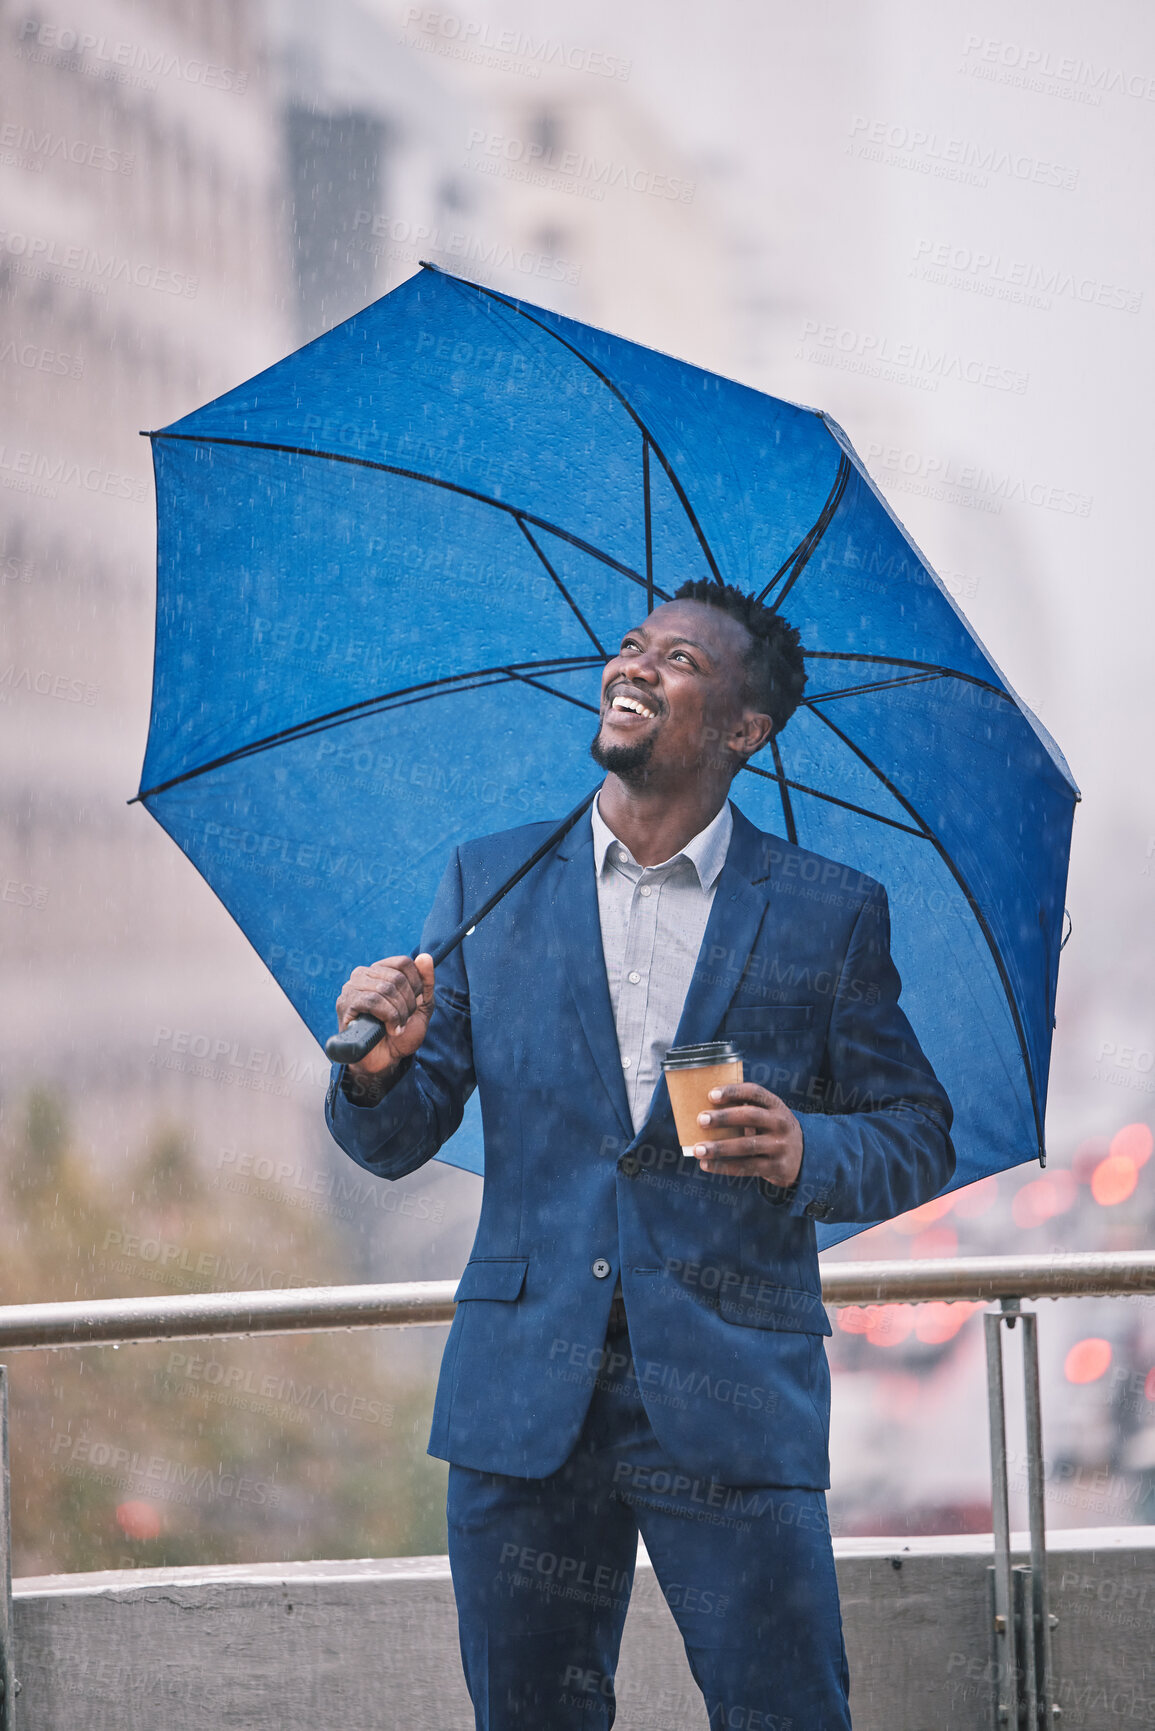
(611, 695, 654, 716)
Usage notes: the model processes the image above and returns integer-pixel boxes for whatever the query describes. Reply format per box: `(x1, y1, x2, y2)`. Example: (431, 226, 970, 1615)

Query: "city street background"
(1, 0, 1153, 1572)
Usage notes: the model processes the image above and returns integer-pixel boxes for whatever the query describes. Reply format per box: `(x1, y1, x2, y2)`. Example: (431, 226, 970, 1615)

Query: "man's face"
(590, 600, 763, 786)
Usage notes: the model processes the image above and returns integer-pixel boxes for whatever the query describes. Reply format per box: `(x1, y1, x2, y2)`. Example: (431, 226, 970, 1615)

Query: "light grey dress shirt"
(591, 792, 733, 1133)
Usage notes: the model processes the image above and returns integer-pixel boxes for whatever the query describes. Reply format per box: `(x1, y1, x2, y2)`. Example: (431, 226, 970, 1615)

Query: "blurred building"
(1, 0, 1151, 1558)
(0, 0, 299, 1149)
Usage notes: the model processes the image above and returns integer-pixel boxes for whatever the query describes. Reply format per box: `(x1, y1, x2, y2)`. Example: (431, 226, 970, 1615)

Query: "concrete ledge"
(12, 1528, 1155, 1729)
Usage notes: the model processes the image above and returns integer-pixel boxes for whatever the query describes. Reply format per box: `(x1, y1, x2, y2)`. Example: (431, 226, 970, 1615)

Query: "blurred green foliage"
(1, 1088, 449, 1575)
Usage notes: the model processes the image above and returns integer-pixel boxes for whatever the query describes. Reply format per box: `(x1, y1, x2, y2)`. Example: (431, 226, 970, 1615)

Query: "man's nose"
(620, 647, 660, 683)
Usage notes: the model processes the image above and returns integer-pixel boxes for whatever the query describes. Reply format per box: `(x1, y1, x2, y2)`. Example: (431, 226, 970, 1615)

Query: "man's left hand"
(693, 1082, 803, 1187)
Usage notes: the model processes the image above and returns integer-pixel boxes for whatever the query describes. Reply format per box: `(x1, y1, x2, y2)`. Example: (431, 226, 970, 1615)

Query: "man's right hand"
(335, 952, 435, 1082)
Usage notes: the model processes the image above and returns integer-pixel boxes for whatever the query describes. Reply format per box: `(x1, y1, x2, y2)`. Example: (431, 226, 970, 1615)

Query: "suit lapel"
(549, 824, 634, 1140)
(670, 816, 771, 1048)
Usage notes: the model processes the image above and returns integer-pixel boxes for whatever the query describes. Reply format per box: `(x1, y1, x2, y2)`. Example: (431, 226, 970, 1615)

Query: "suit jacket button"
(591, 1258, 612, 1279)
(619, 1155, 640, 1177)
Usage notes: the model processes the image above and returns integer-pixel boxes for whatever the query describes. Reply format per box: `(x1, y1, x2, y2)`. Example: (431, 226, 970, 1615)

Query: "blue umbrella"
(135, 263, 1078, 1246)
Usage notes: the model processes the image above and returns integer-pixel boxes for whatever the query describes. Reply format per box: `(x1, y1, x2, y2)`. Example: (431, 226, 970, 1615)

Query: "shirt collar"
(591, 792, 733, 891)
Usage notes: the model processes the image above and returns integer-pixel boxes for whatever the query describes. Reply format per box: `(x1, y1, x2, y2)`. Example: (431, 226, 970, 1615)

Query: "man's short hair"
(673, 579, 807, 742)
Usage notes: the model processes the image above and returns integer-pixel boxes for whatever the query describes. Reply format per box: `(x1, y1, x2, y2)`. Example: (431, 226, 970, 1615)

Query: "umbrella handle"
(323, 787, 598, 1067)
(325, 1014, 388, 1064)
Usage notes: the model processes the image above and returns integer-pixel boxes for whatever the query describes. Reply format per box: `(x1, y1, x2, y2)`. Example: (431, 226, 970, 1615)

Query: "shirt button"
(591, 1258, 612, 1279)
(628, 971, 641, 984)
(639, 886, 652, 898)
(617, 848, 630, 863)
(621, 1055, 632, 1068)
(619, 1155, 640, 1177)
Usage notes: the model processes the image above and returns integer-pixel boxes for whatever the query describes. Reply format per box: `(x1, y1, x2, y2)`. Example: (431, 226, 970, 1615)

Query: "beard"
(589, 724, 657, 783)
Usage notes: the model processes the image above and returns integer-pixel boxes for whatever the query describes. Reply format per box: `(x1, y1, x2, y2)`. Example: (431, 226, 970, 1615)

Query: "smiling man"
(326, 579, 954, 1731)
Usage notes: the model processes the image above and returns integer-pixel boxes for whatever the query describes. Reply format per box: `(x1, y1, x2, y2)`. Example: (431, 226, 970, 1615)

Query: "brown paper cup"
(662, 1041, 744, 1156)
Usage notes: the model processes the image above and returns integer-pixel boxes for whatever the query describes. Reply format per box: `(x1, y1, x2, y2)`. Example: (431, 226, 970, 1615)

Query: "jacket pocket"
(723, 1003, 813, 1037)
(718, 1284, 831, 1337)
(454, 1258, 529, 1303)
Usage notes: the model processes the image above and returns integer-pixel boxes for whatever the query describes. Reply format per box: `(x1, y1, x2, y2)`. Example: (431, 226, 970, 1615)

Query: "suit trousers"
(447, 1318, 852, 1730)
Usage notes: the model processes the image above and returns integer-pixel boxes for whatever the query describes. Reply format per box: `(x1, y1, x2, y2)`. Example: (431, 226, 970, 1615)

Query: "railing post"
(985, 1307, 1020, 1728)
(1021, 1312, 1055, 1725)
(0, 1365, 16, 1730)
(985, 1302, 1056, 1729)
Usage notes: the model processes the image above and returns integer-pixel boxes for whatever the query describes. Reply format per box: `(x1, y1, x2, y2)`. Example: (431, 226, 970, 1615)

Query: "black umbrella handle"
(324, 788, 598, 1066)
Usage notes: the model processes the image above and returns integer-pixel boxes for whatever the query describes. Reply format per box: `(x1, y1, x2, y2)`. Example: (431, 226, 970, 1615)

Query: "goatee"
(589, 726, 656, 784)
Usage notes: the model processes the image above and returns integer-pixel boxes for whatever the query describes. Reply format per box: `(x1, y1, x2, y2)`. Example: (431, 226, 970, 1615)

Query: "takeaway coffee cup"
(662, 1040, 744, 1156)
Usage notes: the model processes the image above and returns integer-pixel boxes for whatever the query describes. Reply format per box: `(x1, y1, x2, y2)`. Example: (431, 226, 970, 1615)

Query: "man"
(326, 580, 954, 1730)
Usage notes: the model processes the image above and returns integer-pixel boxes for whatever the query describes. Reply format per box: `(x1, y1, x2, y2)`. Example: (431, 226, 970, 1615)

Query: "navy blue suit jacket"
(326, 802, 954, 1487)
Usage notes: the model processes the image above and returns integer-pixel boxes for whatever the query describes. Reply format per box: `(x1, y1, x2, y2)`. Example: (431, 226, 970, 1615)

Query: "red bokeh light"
(953, 1175, 998, 1218)
(1072, 1137, 1111, 1184)
(1145, 1368, 1155, 1403)
(865, 1307, 914, 1348)
(911, 1225, 958, 1259)
(891, 1194, 956, 1236)
(1091, 1155, 1139, 1207)
(1110, 1123, 1154, 1169)
(115, 1500, 162, 1541)
(1012, 1170, 1077, 1230)
(914, 1301, 981, 1345)
(1013, 1180, 1056, 1229)
(1047, 1169, 1078, 1210)
(1065, 1338, 1112, 1384)
(837, 1307, 873, 1334)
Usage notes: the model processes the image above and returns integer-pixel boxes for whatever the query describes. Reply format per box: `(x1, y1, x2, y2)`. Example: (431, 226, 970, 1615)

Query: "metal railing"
(1, 1250, 1154, 1731)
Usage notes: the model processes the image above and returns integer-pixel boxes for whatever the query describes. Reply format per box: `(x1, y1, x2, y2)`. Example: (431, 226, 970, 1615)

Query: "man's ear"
(729, 710, 775, 760)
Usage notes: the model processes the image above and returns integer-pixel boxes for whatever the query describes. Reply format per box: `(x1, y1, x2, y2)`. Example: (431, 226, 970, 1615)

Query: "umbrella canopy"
(137, 263, 1078, 1245)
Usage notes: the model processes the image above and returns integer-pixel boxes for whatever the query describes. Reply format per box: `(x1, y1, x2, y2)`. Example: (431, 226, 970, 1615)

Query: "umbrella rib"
(740, 761, 927, 838)
(502, 668, 600, 715)
(768, 735, 797, 844)
(807, 672, 948, 705)
(148, 431, 652, 593)
(756, 452, 852, 609)
(803, 651, 1010, 702)
(421, 264, 725, 586)
(133, 659, 602, 800)
(643, 438, 654, 612)
(515, 518, 606, 655)
(806, 704, 1044, 1156)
